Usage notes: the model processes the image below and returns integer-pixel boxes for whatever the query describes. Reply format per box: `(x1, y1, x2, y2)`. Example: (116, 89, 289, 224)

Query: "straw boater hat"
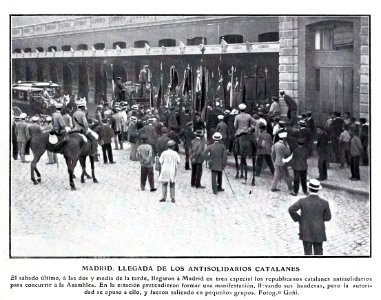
(217, 115, 224, 120)
(213, 132, 222, 141)
(132, 105, 139, 110)
(278, 132, 287, 139)
(130, 116, 137, 122)
(31, 116, 39, 122)
(20, 113, 27, 120)
(298, 119, 306, 126)
(55, 102, 63, 109)
(76, 99, 86, 107)
(167, 140, 176, 147)
(238, 103, 246, 110)
(308, 179, 322, 191)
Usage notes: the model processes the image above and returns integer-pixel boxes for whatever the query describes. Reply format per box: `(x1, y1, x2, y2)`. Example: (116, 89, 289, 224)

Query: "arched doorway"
(25, 65, 32, 81)
(62, 45, 71, 51)
(48, 46, 57, 52)
(187, 36, 207, 45)
(94, 63, 108, 104)
(134, 40, 149, 48)
(78, 64, 89, 99)
(37, 64, 44, 81)
(258, 32, 279, 42)
(63, 65, 73, 95)
(50, 64, 58, 84)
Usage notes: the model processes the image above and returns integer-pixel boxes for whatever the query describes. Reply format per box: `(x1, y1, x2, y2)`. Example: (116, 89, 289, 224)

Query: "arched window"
(62, 45, 72, 51)
(94, 43, 105, 50)
(48, 46, 57, 52)
(14, 48, 21, 53)
(187, 37, 207, 45)
(77, 44, 88, 50)
(113, 41, 126, 49)
(36, 47, 44, 52)
(219, 34, 243, 44)
(158, 39, 176, 47)
(24, 47, 32, 53)
(134, 40, 149, 48)
(258, 32, 279, 42)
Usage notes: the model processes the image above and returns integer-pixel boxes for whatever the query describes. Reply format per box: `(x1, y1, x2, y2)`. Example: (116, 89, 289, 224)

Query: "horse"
(232, 129, 257, 186)
(30, 131, 98, 191)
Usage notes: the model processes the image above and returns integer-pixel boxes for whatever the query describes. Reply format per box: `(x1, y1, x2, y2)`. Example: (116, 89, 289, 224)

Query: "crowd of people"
(12, 92, 369, 200)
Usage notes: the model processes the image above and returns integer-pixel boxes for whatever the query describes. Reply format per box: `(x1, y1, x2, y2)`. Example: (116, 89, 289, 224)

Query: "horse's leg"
(31, 149, 43, 185)
(66, 157, 78, 191)
(240, 156, 245, 179)
(241, 156, 247, 183)
(79, 157, 86, 183)
(84, 157, 92, 179)
(90, 155, 98, 183)
(251, 157, 256, 186)
(234, 154, 240, 179)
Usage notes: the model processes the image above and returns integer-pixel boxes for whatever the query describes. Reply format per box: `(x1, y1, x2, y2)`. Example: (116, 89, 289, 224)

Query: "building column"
(278, 16, 299, 114)
(87, 60, 96, 104)
(359, 17, 369, 120)
(104, 64, 114, 103)
(55, 62, 64, 89)
(69, 62, 79, 98)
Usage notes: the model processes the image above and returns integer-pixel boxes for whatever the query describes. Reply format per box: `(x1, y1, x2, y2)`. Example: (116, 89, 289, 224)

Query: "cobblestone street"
(10, 143, 370, 257)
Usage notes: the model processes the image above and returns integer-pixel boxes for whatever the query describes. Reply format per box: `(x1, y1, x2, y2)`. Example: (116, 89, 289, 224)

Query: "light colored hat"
(215, 102, 220, 107)
(76, 99, 86, 107)
(97, 105, 103, 109)
(217, 115, 224, 120)
(31, 116, 39, 122)
(213, 132, 222, 140)
(278, 132, 287, 139)
(132, 105, 139, 110)
(308, 179, 322, 190)
(130, 116, 137, 121)
(230, 109, 239, 115)
(224, 109, 230, 114)
(20, 113, 27, 119)
(238, 103, 246, 110)
(55, 103, 63, 109)
(167, 140, 176, 147)
(46, 116, 52, 122)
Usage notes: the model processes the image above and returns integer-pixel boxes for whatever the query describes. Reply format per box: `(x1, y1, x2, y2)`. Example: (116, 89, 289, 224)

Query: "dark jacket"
(257, 131, 273, 155)
(291, 145, 309, 171)
(289, 194, 331, 242)
(98, 125, 114, 144)
(179, 127, 196, 150)
(202, 141, 227, 172)
(216, 121, 228, 140)
(330, 117, 344, 138)
(190, 137, 206, 164)
(316, 132, 329, 160)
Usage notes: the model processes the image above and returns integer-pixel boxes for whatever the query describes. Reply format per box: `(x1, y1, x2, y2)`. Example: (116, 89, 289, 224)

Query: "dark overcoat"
(289, 195, 332, 242)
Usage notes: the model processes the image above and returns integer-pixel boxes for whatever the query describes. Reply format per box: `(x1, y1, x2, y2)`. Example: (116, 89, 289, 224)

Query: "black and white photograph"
(9, 14, 370, 257)
(1, 1, 379, 298)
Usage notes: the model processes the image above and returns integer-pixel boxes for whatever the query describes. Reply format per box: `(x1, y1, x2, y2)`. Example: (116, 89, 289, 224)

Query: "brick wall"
(279, 17, 299, 115)
(359, 16, 369, 120)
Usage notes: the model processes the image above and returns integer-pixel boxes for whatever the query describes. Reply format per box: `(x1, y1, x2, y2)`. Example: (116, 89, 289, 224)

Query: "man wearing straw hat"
(288, 179, 332, 255)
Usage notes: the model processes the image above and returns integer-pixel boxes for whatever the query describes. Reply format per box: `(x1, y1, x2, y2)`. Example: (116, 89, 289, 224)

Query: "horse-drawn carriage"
(12, 81, 70, 117)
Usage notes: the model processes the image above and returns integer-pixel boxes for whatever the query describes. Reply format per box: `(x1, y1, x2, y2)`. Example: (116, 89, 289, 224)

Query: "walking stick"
(223, 168, 234, 195)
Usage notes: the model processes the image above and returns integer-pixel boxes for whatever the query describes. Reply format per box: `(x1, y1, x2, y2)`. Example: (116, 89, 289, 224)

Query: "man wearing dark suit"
(329, 112, 345, 163)
(316, 126, 329, 181)
(190, 130, 206, 188)
(179, 121, 196, 170)
(202, 132, 228, 194)
(289, 138, 309, 196)
(288, 179, 332, 255)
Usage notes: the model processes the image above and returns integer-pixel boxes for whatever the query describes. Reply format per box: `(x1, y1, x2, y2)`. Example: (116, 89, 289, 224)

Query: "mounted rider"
(72, 98, 98, 157)
(51, 103, 67, 135)
(234, 103, 256, 137)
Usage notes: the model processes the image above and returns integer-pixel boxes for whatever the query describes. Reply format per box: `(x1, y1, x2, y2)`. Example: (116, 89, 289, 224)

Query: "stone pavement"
(10, 142, 370, 257)
(222, 152, 370, 196)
